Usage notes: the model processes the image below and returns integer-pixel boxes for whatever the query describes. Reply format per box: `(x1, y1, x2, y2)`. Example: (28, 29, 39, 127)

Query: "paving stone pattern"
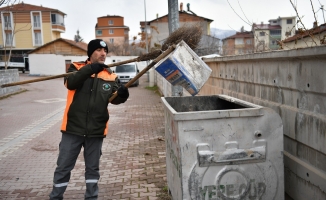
(0, 74, 168, 200)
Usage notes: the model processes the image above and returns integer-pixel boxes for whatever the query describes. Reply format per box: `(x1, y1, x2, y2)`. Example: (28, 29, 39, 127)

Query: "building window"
(96, 30, 102, 36)
(51, 13, 64, 25)
(259, 32, 265, 36)
(270, 30, 281, 35)
(246, 39, 252, 44)
(124, 30, 128, 34)
(4, 15, 11, 28)
(109, 20, 113, 25)
(5, 32, 13, 46)
(33, 15, 41, 28)
(287, 19, 293, 24)
(271, 40, 278, 45)
(34, 32, 42, 46)
(109, 38, 114, 43)
(235, 38, 244, 44)
(109, 29, 114, 34)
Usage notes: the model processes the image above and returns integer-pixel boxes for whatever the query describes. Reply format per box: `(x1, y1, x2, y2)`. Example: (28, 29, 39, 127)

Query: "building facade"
(282, 23, 326, 49)
(252, 16, 296, 52)
(95, 15, 129, 45)
(139, 3, 215, 54)
(0, 2, 66, 67)
(28, 38, 87, 75)
(222, 30, 254, 55)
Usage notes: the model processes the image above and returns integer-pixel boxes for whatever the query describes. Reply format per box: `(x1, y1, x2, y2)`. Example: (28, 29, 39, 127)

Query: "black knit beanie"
(87, 39, 109, 57)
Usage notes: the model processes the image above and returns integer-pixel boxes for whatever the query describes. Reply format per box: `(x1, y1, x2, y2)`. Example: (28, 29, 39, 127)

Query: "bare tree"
(74, 29, 83, 42)
(2, 0, 32, 70)
(0, 0, 10, 6)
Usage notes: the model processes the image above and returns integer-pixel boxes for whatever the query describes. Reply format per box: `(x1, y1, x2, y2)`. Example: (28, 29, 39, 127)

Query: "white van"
(113, 62, 140, 86)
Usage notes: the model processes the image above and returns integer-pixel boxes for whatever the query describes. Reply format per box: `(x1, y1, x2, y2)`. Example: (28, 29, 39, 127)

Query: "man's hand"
(91, 63, 107, 74)
(117, 85, 129, 98)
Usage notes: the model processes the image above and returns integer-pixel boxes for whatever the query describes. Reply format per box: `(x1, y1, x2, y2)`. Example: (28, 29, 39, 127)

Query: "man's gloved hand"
(117, 85, 129, 98)
(91, 63, 107, 74)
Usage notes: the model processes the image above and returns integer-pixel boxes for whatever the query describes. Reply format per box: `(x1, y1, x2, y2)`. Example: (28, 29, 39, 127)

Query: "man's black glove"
(117, 85, 129, 98)
(91, 63, 107, 74)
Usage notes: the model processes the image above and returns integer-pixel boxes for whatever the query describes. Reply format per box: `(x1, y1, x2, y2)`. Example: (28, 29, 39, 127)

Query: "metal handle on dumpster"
(197, 143, 266, 167)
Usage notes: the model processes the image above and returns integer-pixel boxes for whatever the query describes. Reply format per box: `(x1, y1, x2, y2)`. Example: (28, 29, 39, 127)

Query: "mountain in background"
(210, 28, 236, 39)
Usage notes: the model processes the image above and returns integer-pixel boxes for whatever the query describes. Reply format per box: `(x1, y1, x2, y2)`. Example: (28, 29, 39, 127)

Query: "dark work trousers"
(49, 133, 103, 200)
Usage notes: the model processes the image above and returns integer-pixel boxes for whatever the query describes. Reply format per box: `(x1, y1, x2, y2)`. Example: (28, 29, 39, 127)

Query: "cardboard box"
(154, 40, 212, 96)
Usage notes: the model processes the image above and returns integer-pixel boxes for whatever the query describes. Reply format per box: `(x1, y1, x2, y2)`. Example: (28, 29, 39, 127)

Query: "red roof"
(143, 11, 213, 24)
(28, 38, 87, 54)
(0, 2, 66, 15)
(283, 23, 326, 43)
(98, 15, 123, 18)
(223, 31, 254, 41)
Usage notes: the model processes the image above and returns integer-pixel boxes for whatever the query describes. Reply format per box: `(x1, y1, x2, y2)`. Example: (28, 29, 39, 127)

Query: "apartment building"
(139, 3, 215, 54)
(95, 15, 129, 45)
(222, 30, 254, 55)
(252, 16, 296, 51)
(0, 2, 66, 65)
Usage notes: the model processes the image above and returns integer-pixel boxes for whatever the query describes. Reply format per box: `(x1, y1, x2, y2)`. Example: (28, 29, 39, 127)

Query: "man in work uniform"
(49, 39, 129, 200)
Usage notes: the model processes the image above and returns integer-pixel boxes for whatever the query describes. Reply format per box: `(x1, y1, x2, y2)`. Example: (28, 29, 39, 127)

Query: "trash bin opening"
(165, 95, 249, 112)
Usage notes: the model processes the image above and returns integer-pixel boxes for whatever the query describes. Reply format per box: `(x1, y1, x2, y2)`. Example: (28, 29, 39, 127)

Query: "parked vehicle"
(114, 62, 140, 86)
(0, 56, 28, 73)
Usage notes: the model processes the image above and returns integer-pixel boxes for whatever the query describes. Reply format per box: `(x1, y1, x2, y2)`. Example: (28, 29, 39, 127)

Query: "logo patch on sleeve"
(102, 83, 111, 91)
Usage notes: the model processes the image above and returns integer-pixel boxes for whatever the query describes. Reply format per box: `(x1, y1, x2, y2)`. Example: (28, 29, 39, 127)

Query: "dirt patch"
(31, 140, 57, 151)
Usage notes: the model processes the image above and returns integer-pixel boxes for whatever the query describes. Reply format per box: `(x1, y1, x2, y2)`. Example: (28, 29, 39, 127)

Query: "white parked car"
(113, 62, 140, 87)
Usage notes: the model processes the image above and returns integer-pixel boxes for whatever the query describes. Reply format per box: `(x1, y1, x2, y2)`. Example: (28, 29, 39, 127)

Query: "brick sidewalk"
(0, 75, 169, 200)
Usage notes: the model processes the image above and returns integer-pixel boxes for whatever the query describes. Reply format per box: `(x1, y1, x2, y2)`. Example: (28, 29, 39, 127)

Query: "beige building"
(222, 30, 254, 55)
(252, 16, 296, 52)
(282, 23, 326, 49)
(0, 2, 66, 66)
(140, 3, 213, 51)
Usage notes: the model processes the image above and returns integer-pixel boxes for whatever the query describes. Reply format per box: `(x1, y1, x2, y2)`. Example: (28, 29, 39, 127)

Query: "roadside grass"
(157, 185, 172, 200)
(145, 85, 163, 97)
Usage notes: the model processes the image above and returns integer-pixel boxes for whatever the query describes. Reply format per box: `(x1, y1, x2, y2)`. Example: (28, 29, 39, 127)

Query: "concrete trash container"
(161, 95, 284, 200)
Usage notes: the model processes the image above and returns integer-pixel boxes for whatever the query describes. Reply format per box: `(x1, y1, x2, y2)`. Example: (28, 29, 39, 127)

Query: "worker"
(49, 39, 129, 200)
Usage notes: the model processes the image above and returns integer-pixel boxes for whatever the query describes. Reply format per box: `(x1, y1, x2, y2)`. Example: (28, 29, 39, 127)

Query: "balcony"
(51, 22, 65, 33)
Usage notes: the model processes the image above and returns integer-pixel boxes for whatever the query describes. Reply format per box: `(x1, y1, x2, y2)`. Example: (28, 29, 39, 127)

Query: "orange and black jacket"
(60, 60, 127, 137)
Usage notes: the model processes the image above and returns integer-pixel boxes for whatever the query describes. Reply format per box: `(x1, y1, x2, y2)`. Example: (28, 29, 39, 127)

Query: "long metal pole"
(168, 0, 182, 97)
(144, 0, 148, 54)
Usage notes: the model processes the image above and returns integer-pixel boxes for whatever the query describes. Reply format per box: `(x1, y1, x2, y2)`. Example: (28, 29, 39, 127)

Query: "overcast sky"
(16, 0, 326, 43)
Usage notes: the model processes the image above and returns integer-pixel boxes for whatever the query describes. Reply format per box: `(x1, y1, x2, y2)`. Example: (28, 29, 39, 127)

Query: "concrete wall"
(29, 54, 88, 75)
(0, 69, 20, 96)
(196, 46, 326, 200)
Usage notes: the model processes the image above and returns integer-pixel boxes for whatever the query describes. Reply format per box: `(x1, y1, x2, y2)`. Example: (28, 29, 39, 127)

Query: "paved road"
(0, 73, 167, 200)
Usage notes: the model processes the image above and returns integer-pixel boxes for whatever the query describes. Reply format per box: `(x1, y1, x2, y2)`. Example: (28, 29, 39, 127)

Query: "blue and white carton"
(154, 40, 212, 96)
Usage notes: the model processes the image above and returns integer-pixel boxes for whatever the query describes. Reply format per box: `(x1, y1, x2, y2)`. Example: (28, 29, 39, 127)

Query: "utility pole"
(144, 0, 148, 54)
(167, 0, 183, 96)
